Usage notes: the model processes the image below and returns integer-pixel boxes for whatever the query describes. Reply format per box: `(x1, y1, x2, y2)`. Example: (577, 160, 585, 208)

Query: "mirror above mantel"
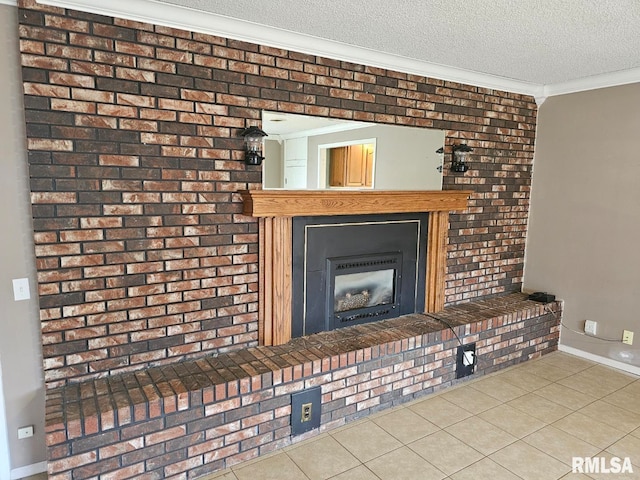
(261, 111, 445, 191)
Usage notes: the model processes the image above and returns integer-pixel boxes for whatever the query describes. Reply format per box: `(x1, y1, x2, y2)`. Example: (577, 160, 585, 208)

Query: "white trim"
(534, 95, 547, 106)
(543, 67, 640, 98)
(0, 1, 17, 6)
(558, 344, 640, 377)
(10, 462, 47, 480)
(10, 461, 47, 479)
(279, 124, 369, 141)
(318, 137, 377, 190)
(37, 0, 544, 98)
(32, 1, 640, 100)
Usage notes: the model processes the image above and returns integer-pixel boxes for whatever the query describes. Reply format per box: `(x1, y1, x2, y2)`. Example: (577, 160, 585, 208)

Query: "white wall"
(0, 4, 48, 475)
(524, 83, 640, 370)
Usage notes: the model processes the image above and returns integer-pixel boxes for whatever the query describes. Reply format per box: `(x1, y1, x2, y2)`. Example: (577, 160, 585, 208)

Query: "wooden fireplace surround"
(240, 190, 472, 346)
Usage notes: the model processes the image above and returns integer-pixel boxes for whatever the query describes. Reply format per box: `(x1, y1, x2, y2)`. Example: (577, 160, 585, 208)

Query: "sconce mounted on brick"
(451, 144, 473, 173)
(240, 126, 268, 165)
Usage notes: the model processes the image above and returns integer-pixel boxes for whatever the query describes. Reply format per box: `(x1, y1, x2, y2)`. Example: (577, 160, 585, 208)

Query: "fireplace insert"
(292, 213, 428, 337)
(329, 252, 401, 328)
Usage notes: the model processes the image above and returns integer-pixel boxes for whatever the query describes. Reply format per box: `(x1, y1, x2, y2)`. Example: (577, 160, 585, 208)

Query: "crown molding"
(542, 67, 640, 98)
(534, 95, 547, 106)
(37, 0, 543, 98)
(35, 0, 640, 102)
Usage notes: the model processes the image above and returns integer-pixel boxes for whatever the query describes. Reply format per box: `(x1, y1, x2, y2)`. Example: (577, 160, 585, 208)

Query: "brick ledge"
(45, 293, 560, 442)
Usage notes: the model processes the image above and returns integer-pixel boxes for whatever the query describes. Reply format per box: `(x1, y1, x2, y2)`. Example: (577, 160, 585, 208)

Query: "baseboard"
(10, 461, 46, 479)
(558, 344, 640, 376)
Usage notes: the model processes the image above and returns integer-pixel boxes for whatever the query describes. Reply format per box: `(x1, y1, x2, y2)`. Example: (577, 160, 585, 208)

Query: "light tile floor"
(202, 352, 640, 480)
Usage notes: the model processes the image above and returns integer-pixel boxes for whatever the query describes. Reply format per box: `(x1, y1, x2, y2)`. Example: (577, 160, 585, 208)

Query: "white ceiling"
(34, 0, 640, 100)
(262, 111, 371, 137)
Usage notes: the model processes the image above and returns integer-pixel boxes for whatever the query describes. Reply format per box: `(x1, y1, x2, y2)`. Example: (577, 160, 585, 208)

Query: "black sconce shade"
(240, 126, 268, 165)
(451, 144, 472, 173)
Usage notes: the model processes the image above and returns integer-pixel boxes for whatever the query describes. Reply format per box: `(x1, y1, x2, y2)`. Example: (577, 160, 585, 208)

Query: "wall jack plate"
(456, 343, 476, 379)
(622, 330, 634, 345)
(291, 386, 321, 435)
(584, 320, 597, 336)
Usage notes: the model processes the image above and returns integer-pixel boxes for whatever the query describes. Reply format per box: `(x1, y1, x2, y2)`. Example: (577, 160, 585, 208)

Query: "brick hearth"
(45, 294, 560, 479)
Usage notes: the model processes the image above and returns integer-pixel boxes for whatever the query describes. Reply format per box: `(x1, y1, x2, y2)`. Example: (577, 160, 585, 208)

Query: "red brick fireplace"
(20, 0, 537, 389)
(16, 0, 552, 477)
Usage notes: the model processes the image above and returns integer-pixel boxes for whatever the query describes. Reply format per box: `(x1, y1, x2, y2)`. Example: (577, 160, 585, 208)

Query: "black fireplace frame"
(292, 213, 429, 337)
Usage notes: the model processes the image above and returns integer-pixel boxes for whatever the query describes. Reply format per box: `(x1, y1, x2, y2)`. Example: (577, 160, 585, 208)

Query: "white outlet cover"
(12, 278, 31, 301)
(17, 426, 34, 439)
(584, 320, 597, 336)
(463, 351, 475, 366)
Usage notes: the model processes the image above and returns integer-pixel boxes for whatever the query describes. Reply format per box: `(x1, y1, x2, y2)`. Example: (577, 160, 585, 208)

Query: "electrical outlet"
(18, 425, 34, 439)
(301, 402, 312, 422)
(456, 343, 476, 379)
(584, 320, 597, 336)
(622, 330, 634, 345)
(291, 387, 321, 435)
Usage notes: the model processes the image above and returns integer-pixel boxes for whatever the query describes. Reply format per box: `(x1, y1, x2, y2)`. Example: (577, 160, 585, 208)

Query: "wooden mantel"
(239, 190, 472, 346)
(240, 189, 470, 217)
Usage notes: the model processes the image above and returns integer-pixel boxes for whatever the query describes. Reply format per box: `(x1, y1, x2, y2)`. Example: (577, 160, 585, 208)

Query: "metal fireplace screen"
(328, 253, 401, 328)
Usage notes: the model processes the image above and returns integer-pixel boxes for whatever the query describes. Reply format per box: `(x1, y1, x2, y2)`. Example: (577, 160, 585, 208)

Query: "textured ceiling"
(157, 0, 640, 86)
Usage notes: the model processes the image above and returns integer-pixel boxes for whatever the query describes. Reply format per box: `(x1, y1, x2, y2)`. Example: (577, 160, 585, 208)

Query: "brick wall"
(45, 296, 560, 479)
(18, 0, 538, 387)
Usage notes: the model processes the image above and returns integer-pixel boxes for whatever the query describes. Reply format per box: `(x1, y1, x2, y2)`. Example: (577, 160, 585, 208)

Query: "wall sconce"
(435, 147, 444, 172)
(240, 126, 268, 165)
(451, 144, 472, 173)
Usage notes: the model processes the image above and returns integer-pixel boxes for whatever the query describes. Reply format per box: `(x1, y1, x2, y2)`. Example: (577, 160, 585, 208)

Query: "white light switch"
(17, 425, 34, 439)
(12, 278, 31, 301)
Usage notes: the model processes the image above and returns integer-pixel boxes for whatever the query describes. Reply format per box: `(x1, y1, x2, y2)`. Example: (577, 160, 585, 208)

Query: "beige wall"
(524, 83, 640, 369)
(0, 4, 47, 472)
(263, 139, 283, 188)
